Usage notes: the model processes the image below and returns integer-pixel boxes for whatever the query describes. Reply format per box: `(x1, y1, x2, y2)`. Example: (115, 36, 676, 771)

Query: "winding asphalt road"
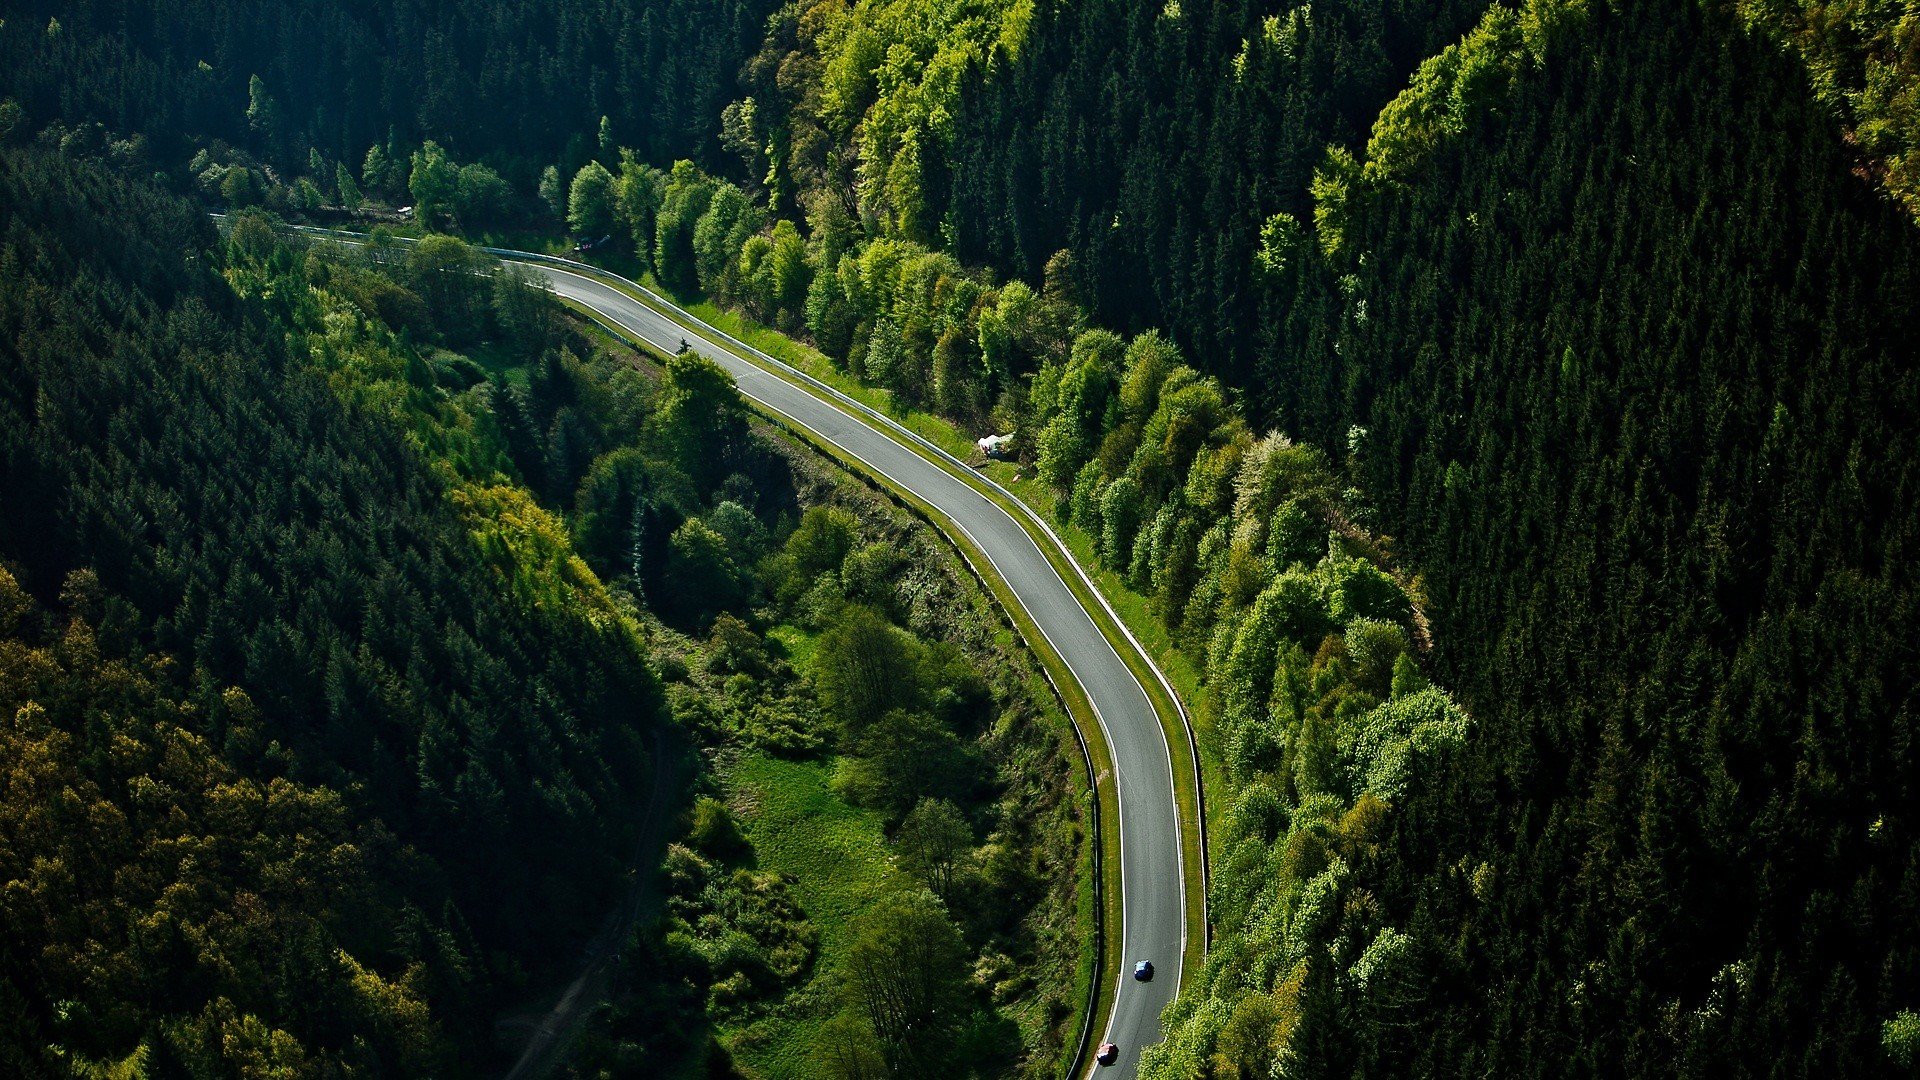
(517, 260, 1188, 1077)
(253, 217, 1193, 1075)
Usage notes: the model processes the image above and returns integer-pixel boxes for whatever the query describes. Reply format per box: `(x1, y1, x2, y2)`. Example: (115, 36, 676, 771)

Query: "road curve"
(522, 262, 1185, 1077)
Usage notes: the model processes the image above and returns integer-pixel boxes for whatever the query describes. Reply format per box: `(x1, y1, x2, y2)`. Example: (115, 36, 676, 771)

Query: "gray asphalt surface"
(524, 263, 1184, 1078)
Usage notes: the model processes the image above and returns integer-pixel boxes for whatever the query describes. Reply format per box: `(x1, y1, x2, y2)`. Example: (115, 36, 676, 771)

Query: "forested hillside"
(1246, 0, 1920, 1071)
(0, 150, 662, 1072)
(562, 110, 1488, 1080)
(729, 0, 1489, 388)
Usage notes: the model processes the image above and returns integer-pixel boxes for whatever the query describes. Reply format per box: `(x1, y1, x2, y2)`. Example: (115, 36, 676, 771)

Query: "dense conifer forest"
(1266, 1, 1920, 1070)
(0, 148, 661, 1072)
(0, 0, 772, 185)
(3, 0, 1920, 1074)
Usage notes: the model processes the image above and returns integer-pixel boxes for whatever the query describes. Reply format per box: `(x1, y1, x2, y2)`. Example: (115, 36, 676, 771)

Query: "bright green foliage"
(408, 139, 459, 221)
(1344, 619, 1409, 698)
(290, 174, 323, 210)
(590, 153, 1054, 424)
(765, 218, 812, 327)
(598, 114, 616, 160)
(1099, 475, 1144, 569)
(459, 482, 639, 628)
(841, 539, 906, 613)
(733, 216, 817, 334)
(654, 160, 714, 291)
(334, 162, 362, 207)
(750, 0, 1038, 239)
(693, 181, 764, 294)
(615, 155, 667, 259)
(1255, 211, 1309, 280)
(1118, 330, 1181, 420)
(1389, 652, 1427, 699)
(539, 164, 566, 218)
(1263, 496, 1323, 573)
(1737, 0, 1920, 219)
(453, 161, 513, 222)
(568, 160, 616, 237)
(657, 350, 749, 488)
(1363, 6, 1527, 181)
(1316, 551, 1412, 625)
(1343, 687, 1467, 800)
(1220, 570, 1328, 727)
(245, 73, 278, 147)
(807, 260, 861, 359)
(362, 142, 399, 195)
(1886, 1011, 1920, 1070)
(1036, 332, 1121, 488)
(739, 232, 778, 318)
(841, 890, 971, 1073)
(689, 795, 749, 858)
(1068, 459, 1106, 534)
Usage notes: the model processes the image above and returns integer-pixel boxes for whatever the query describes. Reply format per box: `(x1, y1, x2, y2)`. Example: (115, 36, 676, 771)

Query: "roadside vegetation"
(496, 1, 1920, 1069)
(571, 444, 1095, 1078)
(258, 211, 1092, 1076)
(187, 83, 1471, 1075)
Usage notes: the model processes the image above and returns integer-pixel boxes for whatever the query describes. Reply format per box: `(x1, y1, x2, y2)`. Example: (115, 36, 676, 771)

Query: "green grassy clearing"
(446, 338, 532, 385)
(717, 750, 900, 1079)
